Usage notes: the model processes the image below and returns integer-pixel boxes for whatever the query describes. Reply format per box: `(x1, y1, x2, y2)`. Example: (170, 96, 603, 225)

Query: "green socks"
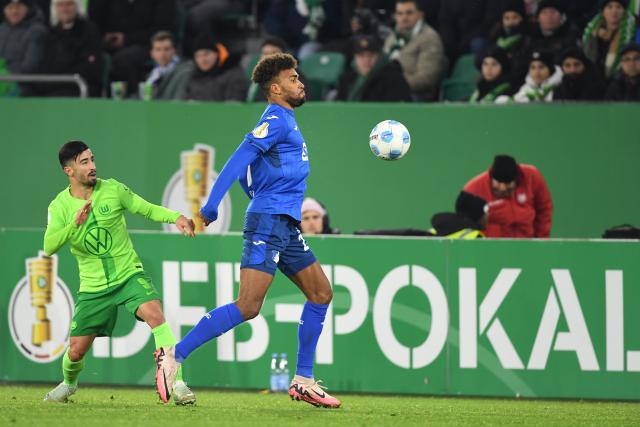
(62, 350, 84, 386)
(152, 322, 183, 381)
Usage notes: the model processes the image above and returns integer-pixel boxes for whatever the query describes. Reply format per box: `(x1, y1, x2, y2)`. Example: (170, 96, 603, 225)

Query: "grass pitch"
(1, 384, 638, 427)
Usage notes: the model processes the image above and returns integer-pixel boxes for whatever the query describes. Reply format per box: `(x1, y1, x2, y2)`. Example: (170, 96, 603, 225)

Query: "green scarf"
(347, 54, 390, 101)
(469, 82, 511, 103)
(582, 11, 635, 75)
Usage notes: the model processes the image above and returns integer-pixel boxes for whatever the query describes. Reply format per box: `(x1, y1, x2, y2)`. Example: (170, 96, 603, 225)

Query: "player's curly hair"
(252, 53, 298, 97)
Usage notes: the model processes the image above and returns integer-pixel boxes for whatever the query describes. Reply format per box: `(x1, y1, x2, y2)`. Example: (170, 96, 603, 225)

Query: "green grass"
(1, 384, 639, 426)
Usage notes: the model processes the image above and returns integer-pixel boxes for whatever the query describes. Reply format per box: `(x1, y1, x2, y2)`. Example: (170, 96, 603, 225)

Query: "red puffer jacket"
(463, 164, 553, 238)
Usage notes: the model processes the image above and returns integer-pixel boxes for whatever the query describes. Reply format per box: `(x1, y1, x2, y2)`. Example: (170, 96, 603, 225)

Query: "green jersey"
(44, 178, 180, 293)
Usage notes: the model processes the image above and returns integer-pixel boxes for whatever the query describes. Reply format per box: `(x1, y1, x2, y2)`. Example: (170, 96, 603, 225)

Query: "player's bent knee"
(68, 346, 87, 362)
(310, 288, 333, 305)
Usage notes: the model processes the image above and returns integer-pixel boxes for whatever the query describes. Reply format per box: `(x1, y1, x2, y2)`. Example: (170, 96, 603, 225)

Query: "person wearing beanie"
(513, 50, 563, 102)
(583, 0, 636, 78)
(554, 47, 606, 100)
(528, 0, 581, 57)
(604, 42, 640, 100)
(300, 197, 338, 235)
(336, 34, 412, 102)
(429, 191, 488, 239)
(0, 0, 46, 92)
(184, 32, 249, 101)
(463, 155, 553, 238)
(487, 0, 531, 81)
(469, 46, 514, 103)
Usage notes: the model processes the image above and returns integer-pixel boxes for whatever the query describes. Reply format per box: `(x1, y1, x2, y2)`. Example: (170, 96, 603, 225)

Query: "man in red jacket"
(464, 155, 553, 238)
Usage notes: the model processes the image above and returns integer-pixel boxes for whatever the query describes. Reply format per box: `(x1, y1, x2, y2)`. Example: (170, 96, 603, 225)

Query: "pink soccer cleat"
(288, 375, 341, 408)
(154, 346, 179, 403)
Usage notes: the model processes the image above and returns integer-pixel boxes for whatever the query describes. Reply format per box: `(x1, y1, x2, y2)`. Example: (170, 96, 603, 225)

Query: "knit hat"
(490, 155, 519, 183)
(302, 197, 326, 217)
(193, 33, 217, 53)
(529, 50, 555, 72)
(620, 42, 640, 56)
(476, 46, 511, 73)
(536, 0, 565, 15)
(455, 191, 488, 223)
(599, 0, 628, 10)
(352, 34, 382, 54)
(502, 0, 526, 18)
(559, 47, 590, 66)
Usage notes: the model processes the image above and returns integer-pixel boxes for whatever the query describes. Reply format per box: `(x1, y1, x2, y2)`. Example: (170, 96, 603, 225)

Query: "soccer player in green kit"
(43, 141, 197, 405)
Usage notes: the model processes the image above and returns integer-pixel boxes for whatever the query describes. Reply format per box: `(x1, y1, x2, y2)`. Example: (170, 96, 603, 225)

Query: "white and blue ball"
(369, 120, 411, 160)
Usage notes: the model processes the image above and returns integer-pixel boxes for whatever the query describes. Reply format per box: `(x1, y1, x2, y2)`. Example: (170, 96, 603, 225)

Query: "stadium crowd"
(0, 0, 638, 101)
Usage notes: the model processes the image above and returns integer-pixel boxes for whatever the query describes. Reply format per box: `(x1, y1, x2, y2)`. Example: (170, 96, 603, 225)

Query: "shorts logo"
(272, 250, 280, 263)
(70, 321, 77, 331)
(253, 240, 266, 246)
(83, 226, 113, 256)
(252, 122, 269, 139)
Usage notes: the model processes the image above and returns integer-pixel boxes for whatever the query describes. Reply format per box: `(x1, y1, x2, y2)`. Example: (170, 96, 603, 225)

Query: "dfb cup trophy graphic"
(162, 144, 232, 234)
(9, 251, 74, 363)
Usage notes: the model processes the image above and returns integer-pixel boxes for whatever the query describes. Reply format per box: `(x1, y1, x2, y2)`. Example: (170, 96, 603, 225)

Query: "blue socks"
(175, 303, 245, 363)
(296, 301, 329, 378)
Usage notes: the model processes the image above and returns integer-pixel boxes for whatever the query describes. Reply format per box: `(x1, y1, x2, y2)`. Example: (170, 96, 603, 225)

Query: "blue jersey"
(243, 104, 309, 221)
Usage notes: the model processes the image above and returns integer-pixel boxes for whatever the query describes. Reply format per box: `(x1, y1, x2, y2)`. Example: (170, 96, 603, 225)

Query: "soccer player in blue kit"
(155, 53, 341, 408)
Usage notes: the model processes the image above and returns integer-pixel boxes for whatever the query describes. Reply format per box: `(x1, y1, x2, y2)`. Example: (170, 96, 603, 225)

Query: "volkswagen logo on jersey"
(83, 226, 113, 256)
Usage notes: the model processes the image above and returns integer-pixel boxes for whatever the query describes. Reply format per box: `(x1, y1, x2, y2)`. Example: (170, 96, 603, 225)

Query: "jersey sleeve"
(243, 115, 287, 153)
(43, 199, 80, 256)
(114, 179, 181, 223)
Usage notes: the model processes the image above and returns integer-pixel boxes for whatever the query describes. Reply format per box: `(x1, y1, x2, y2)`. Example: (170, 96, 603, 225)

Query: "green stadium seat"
(449, 54, 479, 81)
(440, 79, 476, 102)
(299, 52, 345, 100)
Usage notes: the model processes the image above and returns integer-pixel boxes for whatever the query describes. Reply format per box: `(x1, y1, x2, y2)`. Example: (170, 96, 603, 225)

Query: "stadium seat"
(449, 54, 479, 82)
(299, 52, 345, 100)
(440, 54, 479, 102)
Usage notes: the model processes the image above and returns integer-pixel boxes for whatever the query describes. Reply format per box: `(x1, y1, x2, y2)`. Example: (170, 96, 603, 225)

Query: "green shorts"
(70, 272, 160, 337)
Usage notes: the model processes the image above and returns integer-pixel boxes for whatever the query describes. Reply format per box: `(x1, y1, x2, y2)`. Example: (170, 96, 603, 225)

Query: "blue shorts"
(241, 213, 317, 276)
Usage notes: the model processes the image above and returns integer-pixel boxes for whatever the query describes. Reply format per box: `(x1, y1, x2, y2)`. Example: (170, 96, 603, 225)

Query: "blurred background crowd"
(0, 0, 638, 102)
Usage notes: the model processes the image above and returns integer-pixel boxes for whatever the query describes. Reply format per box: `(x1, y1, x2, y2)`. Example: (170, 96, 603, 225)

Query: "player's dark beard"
(287, 92, 306, 108)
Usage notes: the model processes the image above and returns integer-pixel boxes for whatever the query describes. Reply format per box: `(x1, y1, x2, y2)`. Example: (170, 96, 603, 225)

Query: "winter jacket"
(553, 70, 605, 101)
(88, 0, 176, 48)
(513, 65, 563, 103)
(336, 56, 412, 102)
(154, 60, 195, 100)
(185, 62, 248, 102)
(464, 164, 553, 238)
(527, 21, 581, 60)
(0, 10, 46, 73)
(36, 18, 103, 96)
(604, 73, 640, 101)
(383, 20, 447, 101)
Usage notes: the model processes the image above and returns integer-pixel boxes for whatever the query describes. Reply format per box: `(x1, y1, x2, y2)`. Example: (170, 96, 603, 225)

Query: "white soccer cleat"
(43, 382, 77, 403)
(172, 380, 196, 405)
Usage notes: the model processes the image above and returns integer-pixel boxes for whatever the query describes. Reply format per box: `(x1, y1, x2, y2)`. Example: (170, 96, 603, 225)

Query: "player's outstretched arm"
(200, 140, 261, 224)
(116, 179, 184, 223)
(43, 199, 92, 256)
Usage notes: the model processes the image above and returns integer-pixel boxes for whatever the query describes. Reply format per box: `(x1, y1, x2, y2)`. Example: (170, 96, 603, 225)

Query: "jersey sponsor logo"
(8, 251, 73, 363)
(252, 122, 269, 139)
(83, 226, 113, 256)
(98, 204, 111, 215)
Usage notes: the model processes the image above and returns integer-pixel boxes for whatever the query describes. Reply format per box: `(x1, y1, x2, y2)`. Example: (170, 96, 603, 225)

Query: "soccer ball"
(369, 120, 411, 160)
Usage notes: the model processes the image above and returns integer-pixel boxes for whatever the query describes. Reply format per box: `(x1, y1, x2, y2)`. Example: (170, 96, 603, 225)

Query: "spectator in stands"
(89, 0, 176, 97)
(430, 191, 488, 239)
(469, 46, 513, 103)
(437, 0, 502, 61)
(0, 0, 46, 77)
(143, 31, 193, 100)
(184, 32, 248, 101)
(513, 50, 563, 102)
(488, 0, 530, 81)
(604, 42, 640, 100)
(300, 197, 338, 235)
(583, 0, 636, 79)
(464, 154, 553, 238)
(336, 34, 412, 102)
(34, 0, 102, 97)
(554, 47, 605, 101)
(528, 0, 580, 58)
(178, 0, 242, 54)
(383, 0, 446, 101)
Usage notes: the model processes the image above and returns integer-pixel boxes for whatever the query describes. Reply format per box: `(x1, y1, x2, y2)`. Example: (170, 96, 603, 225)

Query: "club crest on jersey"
(252, 122, 269, 139)
(98, 205, 111, 215)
